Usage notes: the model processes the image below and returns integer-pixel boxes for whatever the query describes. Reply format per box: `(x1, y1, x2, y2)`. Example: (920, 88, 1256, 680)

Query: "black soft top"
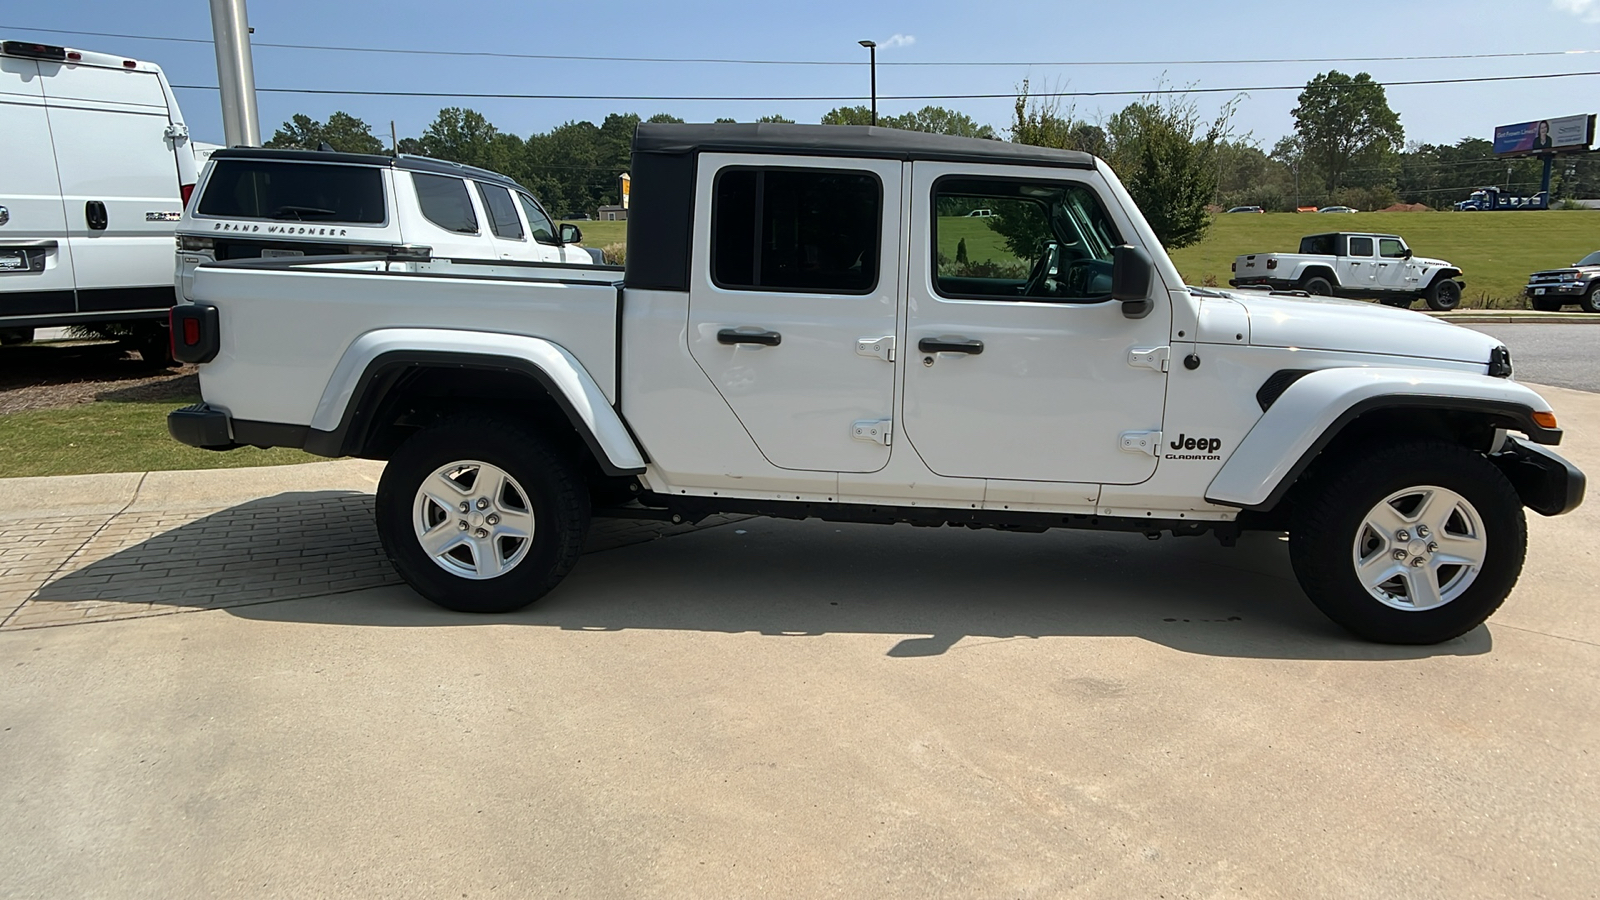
(633, 122, 1097, 170)
(207, 147, 526, 191)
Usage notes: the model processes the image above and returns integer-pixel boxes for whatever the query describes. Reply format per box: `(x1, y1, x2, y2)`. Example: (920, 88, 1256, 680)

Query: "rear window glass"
(197, 159, 385, 224)
(1348, 236, 1374, 257)
(1299, 234, 1335, 255)
(413, 173, 478, 234)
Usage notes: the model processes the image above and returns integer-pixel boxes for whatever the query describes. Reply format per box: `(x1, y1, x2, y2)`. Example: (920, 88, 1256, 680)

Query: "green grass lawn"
(0, 397, 318, 478)
(588, 208, 1597, 308)
(1168, 210, 1599, 308)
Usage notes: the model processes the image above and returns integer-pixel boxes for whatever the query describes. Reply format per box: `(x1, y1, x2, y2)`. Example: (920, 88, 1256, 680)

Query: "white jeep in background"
(1231, 232, 1465, 311)
(168, 123, 1583, 645)
(175, 148, 601, 302)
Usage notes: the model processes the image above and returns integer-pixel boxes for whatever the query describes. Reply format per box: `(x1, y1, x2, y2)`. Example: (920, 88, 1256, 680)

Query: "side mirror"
(558, 223, 583, 245)
(1403, 248, 1413, 259)
(1112, 244, 1154, 319)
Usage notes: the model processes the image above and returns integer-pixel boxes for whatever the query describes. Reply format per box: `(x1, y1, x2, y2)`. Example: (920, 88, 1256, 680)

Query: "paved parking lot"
(1, 386, 1596, 898)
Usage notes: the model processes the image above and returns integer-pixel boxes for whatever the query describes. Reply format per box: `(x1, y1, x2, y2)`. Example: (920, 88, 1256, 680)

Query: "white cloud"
(880, 34, 916, 49)
(1554, 0, 1600, 22)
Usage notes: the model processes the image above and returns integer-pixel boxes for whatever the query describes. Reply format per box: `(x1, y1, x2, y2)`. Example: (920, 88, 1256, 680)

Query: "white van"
(175, 148, 603, 301)
(0, 39, 198, 354)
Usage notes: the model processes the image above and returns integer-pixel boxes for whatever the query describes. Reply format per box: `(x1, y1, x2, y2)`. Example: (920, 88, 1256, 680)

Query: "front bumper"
(1491, 437, 1586, 516)
(1525, 282, 1588, 297)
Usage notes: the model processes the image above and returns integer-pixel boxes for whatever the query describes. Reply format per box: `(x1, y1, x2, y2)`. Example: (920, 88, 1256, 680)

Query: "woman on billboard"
(1534, 120, 1554, 150)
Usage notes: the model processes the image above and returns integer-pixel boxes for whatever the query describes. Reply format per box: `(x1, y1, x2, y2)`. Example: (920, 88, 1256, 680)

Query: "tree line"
(265, 70, 1598, 250)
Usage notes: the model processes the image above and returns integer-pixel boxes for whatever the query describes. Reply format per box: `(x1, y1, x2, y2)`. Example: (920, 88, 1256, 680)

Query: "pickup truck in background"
(1230, 232, 1465, 311)
(168, 123, 1583, 645)
(175, 148, 600, 302)
(1524, 250, 1600, 312)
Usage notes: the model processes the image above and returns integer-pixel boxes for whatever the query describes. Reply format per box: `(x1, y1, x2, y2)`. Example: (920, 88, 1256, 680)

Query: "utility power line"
(5, 23, 1598, 69)
(164, 69, 1600, 103)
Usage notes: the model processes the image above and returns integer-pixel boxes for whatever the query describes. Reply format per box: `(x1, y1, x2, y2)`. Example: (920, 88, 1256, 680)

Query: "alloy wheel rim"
(413, 460, 535, 580)
(1351, 485, 1485, 611)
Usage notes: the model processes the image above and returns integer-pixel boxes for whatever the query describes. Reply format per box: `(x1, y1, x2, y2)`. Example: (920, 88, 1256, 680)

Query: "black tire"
(1425, 278, 1462, 311)
(1288, 440, 1526, 644)
(126, 322, 175, 367)
(1529, 295, 1563, 312)
(0, 328, 34, 346)
(1580, 284, 1600, 314)
(1300, 276, 1333, 296)
(1377, 296, 1414, 308)
(375, 415, 590, 613)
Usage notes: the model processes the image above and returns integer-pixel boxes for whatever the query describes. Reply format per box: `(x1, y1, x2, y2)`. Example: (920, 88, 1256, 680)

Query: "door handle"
(918, 336, 984, 355)
(85, 201, 108, 231)
(717, 328, 782, 346)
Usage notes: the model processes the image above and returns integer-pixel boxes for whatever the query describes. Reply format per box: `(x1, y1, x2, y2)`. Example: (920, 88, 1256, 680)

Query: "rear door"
(0, 55, 77, 320)
(1343, 235, 1376, 287)
(686, 153, 902, 473)
(42, 60, 182, 315)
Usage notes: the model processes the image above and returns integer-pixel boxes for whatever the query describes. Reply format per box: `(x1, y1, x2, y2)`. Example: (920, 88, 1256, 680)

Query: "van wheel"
(1300, 276, 1333, 296)
(375, 415, 590, 613)
(1580, 284, 1600, 314)
(1289, 440, 1525, 644)
(1425, 279, 1462, 311)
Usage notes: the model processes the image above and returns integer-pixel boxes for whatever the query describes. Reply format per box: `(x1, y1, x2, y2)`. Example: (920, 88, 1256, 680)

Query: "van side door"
(0, 55, 77, 322)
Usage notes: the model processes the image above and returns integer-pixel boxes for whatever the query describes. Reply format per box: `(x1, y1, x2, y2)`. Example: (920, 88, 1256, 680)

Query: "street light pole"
(209, 0, 261, 146)
(858, 40, 877, 126)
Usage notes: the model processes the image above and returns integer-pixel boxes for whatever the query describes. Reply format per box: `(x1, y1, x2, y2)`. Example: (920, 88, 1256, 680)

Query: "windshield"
(1577, 251, 1600, 267)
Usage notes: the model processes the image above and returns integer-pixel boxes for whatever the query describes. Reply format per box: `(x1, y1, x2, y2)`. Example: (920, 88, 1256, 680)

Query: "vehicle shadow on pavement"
(24, 491, 1491, 661)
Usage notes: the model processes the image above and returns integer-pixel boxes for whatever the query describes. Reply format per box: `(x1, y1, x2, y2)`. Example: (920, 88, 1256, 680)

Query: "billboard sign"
(1494, 114, 1595, 156)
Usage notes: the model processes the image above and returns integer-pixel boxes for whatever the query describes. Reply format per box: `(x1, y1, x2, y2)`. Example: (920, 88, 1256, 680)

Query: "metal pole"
(869, 45, 877, 126)
(209, 0, 261, 147)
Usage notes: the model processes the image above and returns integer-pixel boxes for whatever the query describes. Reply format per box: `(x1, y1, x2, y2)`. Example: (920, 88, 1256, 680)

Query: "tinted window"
(711, 168, 880, 294)
(517, 193, 556, 244)
(197, 160, 385, 224)
(476, 183, 524, 240)
(1379, 238, 1406, 258)
(1299, 234, 1336, 255)
(412, 173, 478, 234)
(933, 177, 1121, 302)
(1348, 237, 1374, 257)
(1578, 251, 1600, 267)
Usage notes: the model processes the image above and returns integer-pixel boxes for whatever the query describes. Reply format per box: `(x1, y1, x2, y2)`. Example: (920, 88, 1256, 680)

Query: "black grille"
(1256, 369, 1312, 411)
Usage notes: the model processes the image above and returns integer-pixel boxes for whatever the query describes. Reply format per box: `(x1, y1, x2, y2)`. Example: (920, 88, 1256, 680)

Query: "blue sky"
(7, 0, 1600, 150)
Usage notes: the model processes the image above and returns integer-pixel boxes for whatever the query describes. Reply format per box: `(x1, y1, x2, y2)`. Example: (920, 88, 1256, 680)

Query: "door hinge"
(164, 123, 190, 141)
(1120, 430, 1162, 456)
(1127, 346, 1170, 372)
(852, 419, 892, 446)
(856, 335, 895, 362)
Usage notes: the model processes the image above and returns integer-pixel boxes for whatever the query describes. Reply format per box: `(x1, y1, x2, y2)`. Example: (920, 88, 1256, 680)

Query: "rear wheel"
(1580, 284, 1600, 314)
(1425, 278, 1462, 311)
(1289, 440, 1525, 644)
(1300, 275, 1333, 296)
(1529, 295, 1563, 312)
(375, 415, 590, 613)
(126, 322, 174, 367)
(0, 328, 33, 346)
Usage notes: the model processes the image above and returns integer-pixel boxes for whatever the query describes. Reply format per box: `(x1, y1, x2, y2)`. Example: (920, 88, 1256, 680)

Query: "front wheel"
(1529, 295, 1563, 312)
(1289, 440, 1526, 644)
(376, 415, 590, 613)
(1580, 284, 1600, 314)
(1425, 278, 1462, 311)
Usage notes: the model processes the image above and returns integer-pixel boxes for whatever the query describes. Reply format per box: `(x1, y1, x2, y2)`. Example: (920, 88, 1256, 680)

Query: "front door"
(686, 153, 902, 473)
(900, 162, 1171, 485)
(1376, 236, 1412, 289)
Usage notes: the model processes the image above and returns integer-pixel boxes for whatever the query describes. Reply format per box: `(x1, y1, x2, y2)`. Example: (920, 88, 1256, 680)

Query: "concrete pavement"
(1, 386, 1597, 898)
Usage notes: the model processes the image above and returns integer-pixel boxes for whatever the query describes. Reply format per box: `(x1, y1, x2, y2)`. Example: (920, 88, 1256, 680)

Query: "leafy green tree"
(886, 106, 995, 139)
(714, 117, 738, 124)
(1291, 71, 1403, 193)
(265, 112, 384, 154)
(1102, 96, 1233, 248)
(646, 113, 685, 124)
(755, 114, 796, 124)
(821, 106, 875, 126)
(418, 108, 500, 169)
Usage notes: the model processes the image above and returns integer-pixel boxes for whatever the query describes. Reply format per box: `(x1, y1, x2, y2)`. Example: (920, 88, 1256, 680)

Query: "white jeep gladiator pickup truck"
(167, 123, 1584, 645)
(1230, 232, 1465, 311)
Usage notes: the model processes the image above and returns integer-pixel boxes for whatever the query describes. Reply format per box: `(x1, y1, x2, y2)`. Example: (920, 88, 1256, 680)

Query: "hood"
(1529, 265, 1599, 277)
(1201, 289, 1498, 365)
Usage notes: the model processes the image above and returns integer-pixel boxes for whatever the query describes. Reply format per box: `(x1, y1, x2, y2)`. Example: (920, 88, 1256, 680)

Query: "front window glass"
(517, 194, 556, 244)
(932, 178, 1120, 301)
(1577, 251, 1600, 266)
(476, 183, 525, 240)
(1379, 238, 1406, 258)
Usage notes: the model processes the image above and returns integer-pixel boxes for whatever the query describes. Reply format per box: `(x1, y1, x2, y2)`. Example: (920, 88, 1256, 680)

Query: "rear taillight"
(180, 183, 195, 207)
(169, 305, 219, 364)
(1231, 262, 1236, 272)
(177, 235, 213, 251)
